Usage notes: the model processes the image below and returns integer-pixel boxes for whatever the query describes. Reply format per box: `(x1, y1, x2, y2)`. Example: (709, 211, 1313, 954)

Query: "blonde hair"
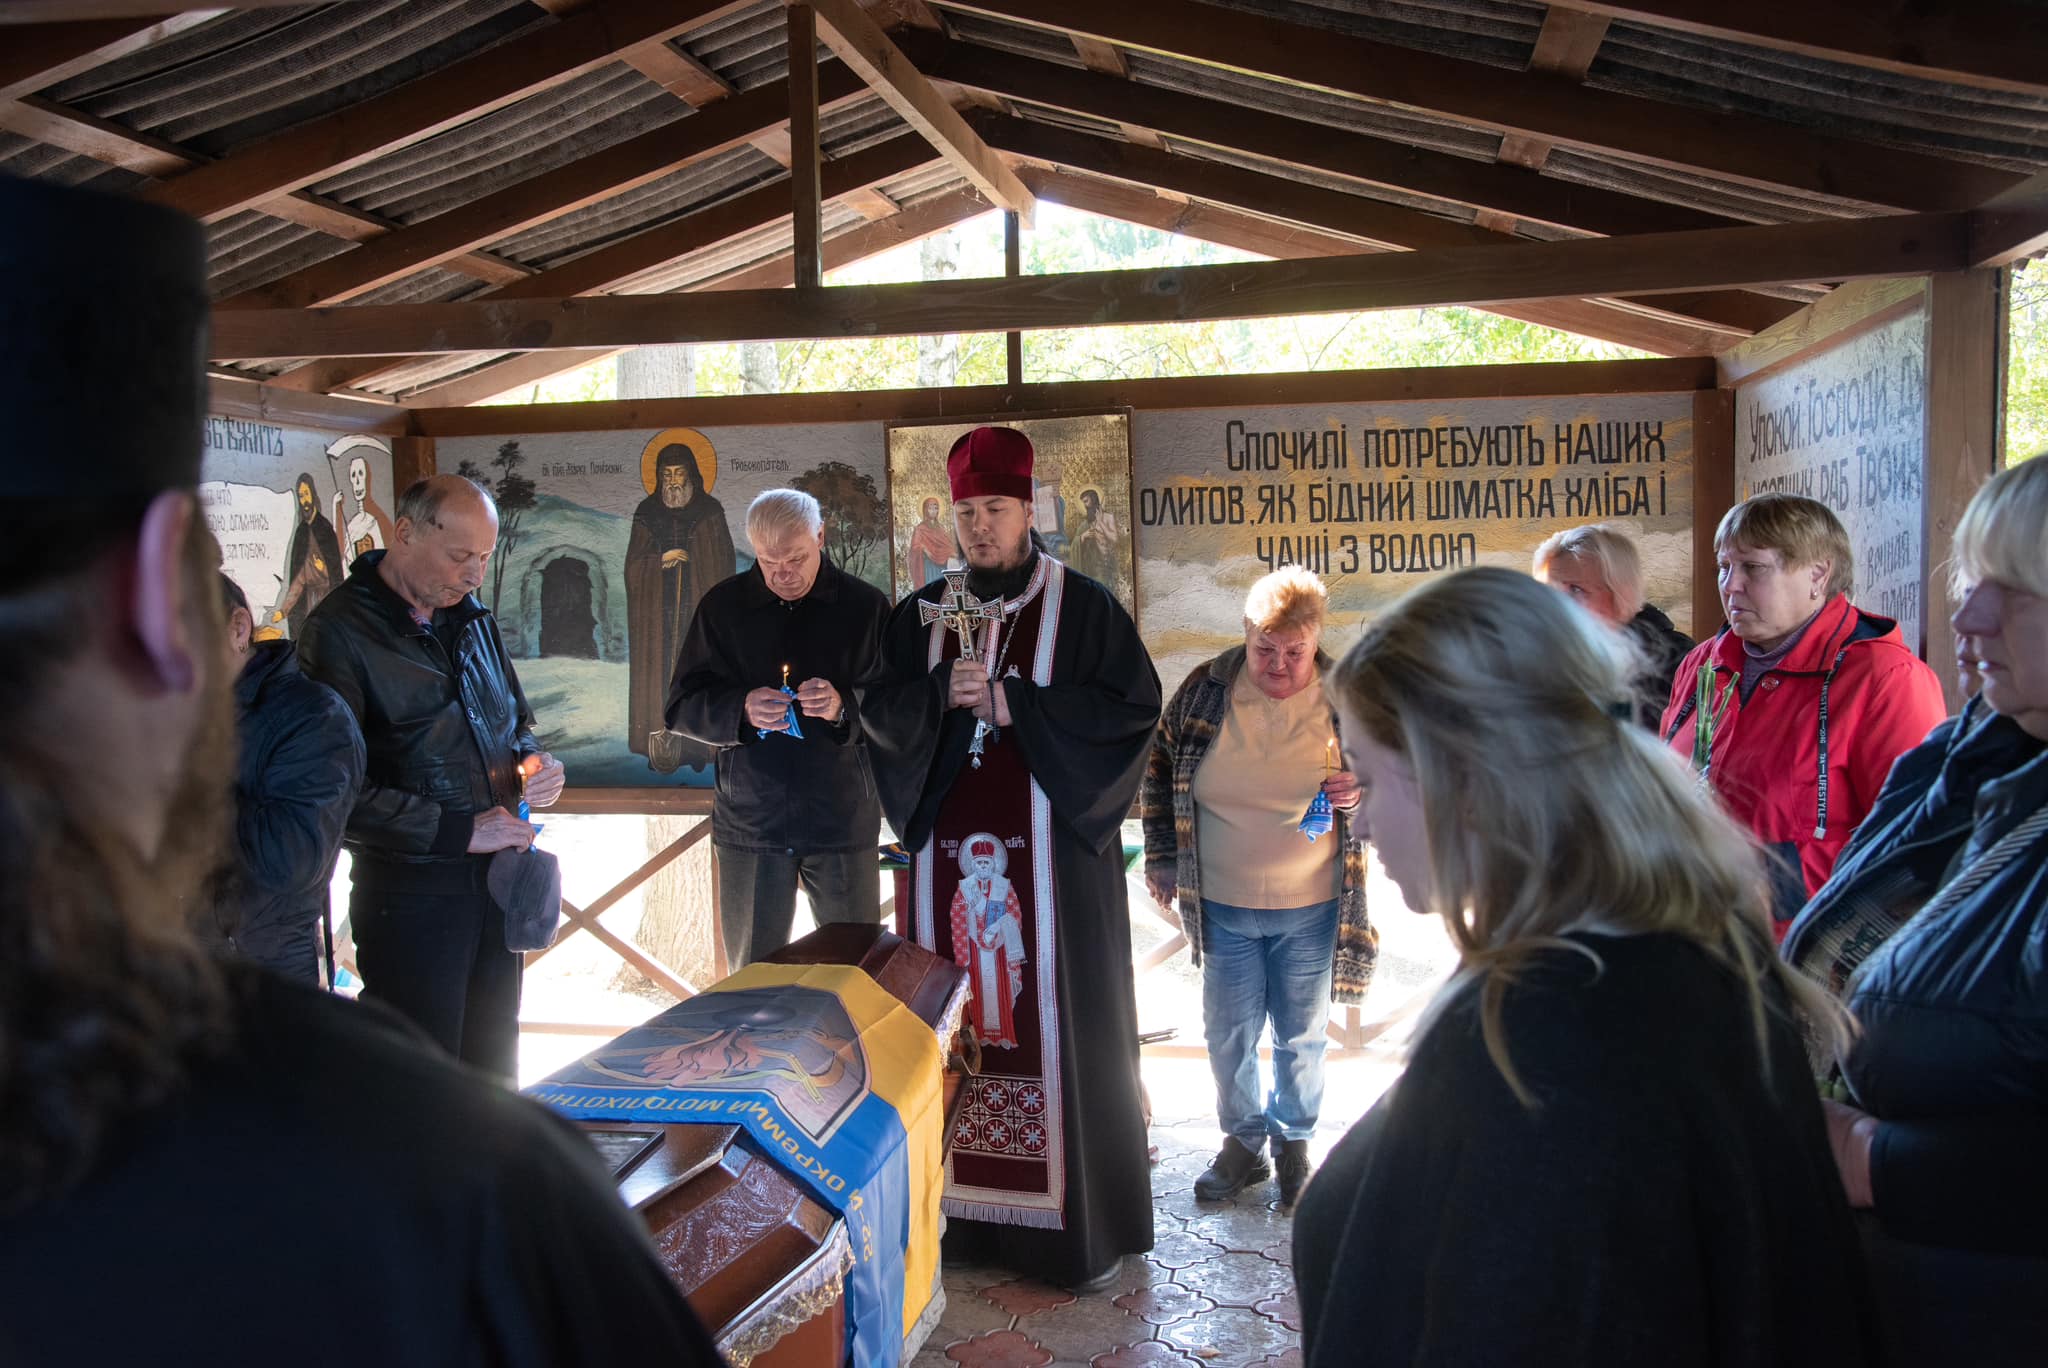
(1532, 523, 1647, 619)
(746, 488, 823, 545)
(1950, 453, 2048, 600)
(1328, 567, 1846, 1104)
(1244, 565, 1327, 637)
(1716, 494, 1854, 598)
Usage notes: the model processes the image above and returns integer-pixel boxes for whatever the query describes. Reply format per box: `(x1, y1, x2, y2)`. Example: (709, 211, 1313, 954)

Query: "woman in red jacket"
(1661, 494, 1946, 935)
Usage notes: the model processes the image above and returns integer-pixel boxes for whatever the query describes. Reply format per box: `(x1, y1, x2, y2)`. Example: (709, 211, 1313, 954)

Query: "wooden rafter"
(207, 210, 1966, 362)
(896, 34, 1741, 238)
(799, 0, 1036, 221)
(1022, 167, 1740, 357)
(264, 132, 939, 395)
(1967, 171, 2048, 269)
(217, 64, 867, 309)
(935, 0, 2021, 212)
(1496, 7, 1611, 175)
(0, 95, 534, 285)
(398, 184, 991, 406)
(0, 11, 221, 103)
(980, 117, 1796, 336)
(0, 1, 331, 20)
(140, 0, 756, 223)
(1549, 1, 2048, 99)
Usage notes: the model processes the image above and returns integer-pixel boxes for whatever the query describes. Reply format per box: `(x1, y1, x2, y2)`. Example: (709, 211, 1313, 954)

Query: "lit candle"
(781, 662, 791, 690)
(1324, 737, 1336, 774)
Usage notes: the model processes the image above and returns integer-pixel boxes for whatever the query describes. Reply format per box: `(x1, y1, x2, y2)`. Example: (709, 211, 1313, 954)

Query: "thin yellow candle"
(1324, 736, 1336, 775)
(781, 662, 790, 690)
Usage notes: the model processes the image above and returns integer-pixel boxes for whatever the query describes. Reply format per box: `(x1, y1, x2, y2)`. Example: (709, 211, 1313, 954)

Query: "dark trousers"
(349, 882, 522, 1081)
(717, 846, 880, 969)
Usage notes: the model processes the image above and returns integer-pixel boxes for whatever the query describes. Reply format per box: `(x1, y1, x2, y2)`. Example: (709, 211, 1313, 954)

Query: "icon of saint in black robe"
(626, 443, 735, 774)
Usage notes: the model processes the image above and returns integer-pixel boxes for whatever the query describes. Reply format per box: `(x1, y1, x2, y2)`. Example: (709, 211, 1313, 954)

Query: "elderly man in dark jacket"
(665, 488, 890, 968)
(211, 574, 363, 984)
(299, 474, 566, 1080)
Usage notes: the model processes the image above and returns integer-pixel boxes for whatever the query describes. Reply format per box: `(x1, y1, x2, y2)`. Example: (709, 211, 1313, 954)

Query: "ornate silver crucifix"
(919, 567, 1004, 767)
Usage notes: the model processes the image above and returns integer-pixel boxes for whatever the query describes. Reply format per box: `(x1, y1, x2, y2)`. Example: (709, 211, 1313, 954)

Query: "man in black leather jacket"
(300, 474, 566, 1080)
(212, 573, 364, 984)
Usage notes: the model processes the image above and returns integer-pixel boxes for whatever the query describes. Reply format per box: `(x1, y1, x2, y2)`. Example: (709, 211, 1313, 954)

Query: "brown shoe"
(1275, 1138, 1312, 1212)
(1194, 1136, 1271, 1200)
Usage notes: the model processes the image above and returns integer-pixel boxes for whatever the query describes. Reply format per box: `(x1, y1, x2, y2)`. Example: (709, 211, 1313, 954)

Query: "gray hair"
(1531, 523, 1647, 620)
(396, 474, 495, 529)
(747, 488, 823, 544)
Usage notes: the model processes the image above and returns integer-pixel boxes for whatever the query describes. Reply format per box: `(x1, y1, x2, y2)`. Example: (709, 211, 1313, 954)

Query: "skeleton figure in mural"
(328, 437, 395, 561)
(1069, 488, 1121, 589)
(908, 495, 956, 588)
(949, 835, 1026, 1050)
(270, 471, 343, 638)
(626, 439, 735, 773)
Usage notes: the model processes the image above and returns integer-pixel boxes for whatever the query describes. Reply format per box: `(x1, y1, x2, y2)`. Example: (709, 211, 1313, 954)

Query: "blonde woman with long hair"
(1294, 567, 1876, 1368)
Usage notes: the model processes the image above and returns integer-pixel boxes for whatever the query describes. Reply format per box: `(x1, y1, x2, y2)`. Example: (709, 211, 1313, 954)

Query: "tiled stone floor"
(909, 1050, 1412, 1368)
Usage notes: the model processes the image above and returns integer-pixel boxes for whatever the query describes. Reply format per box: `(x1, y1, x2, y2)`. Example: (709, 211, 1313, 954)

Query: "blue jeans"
(1200, 897, 1339, 1148)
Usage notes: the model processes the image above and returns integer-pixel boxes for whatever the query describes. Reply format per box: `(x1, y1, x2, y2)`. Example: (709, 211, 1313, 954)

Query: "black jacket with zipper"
(298, 550, 539, 889)
(664, 556, 888, 854)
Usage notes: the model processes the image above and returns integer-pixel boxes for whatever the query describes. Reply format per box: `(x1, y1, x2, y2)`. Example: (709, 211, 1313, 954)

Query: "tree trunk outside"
(916, 231, 960, 388)
(741, 341, 780, 395)
(612, 345, 720, 998)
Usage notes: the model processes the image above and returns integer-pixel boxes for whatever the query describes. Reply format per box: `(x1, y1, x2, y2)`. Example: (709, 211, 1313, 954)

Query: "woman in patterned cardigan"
(1140, 567, 1376, 1211)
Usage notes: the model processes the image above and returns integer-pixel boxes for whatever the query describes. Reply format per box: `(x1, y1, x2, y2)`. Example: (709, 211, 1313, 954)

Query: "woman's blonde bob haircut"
(1950, 453, 2048, 601)
(1244, 565, 1328, 637)
(1328, 566, 1845, 1103)
(1531, 523, 1647, 620)
(1715, 494, 1855, 599)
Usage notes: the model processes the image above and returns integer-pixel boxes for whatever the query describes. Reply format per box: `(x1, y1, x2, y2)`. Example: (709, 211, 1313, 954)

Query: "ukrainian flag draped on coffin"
(527, 962, 944, 1368)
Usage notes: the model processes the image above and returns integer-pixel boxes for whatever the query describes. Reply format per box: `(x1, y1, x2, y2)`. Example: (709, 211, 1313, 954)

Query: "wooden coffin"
(578, 923, 971, 1368)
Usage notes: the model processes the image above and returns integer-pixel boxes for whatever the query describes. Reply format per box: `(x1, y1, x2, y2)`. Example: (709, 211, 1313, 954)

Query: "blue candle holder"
(1298, 787, 1334, 842)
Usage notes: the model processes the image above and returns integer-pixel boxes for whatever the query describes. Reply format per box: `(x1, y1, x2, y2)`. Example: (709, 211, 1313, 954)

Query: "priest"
(861, 426, 1160, 1292)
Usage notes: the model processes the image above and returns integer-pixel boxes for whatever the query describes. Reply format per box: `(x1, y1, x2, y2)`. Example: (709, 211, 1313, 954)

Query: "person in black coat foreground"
(207, 573, 364, 984)
(1785, 453, 2048, 1367)
(0, 177, 723, 1368)
(1296, 567, 1877, 1368)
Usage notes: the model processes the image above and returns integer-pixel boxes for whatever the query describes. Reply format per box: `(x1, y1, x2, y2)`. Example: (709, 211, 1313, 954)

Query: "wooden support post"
(390, 435, 436, 492)
(1691, 388, 1735, 638)
(1004, 209, 1023, 388)
(1922, 268, 2006, 705)
(788, 5, 825, 288)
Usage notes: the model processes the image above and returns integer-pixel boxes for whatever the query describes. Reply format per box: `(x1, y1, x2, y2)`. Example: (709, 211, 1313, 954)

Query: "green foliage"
(2008, 264, 2048, 465)
(791, 460, 890, 581)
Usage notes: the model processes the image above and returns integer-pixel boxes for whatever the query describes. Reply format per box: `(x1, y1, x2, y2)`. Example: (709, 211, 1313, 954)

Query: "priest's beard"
(0, 553, 234, 1211)
(966, 530, 1038, 602)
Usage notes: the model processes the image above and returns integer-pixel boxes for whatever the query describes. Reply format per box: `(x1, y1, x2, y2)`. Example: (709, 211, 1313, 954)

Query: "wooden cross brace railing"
(521, 819, 714, 1002)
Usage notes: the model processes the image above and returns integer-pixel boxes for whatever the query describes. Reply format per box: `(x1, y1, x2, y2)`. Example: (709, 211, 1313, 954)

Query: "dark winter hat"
(0, 176, 210, 497)
(488, 846, 563, 953)
(947, 426, 1034, 504)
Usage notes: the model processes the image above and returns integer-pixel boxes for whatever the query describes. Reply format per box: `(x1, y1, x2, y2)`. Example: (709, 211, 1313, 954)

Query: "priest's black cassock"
(862, 545, 1161, 1285)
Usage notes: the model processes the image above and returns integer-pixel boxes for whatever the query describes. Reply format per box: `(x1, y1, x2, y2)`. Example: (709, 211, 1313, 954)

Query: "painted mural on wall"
(435, 423, 891, 787)
(199, 418, 395, 642)
(1130, 395, 1697, 690)
(885, 412, 1137, 619)
(1735, 311, 1928, 654)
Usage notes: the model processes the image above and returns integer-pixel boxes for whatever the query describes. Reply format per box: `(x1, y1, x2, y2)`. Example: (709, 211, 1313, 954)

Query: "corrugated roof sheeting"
(1157, 134, 1501, 229)
(0, 136, 146, 194)
(48, 1, 542, 158)
(351, 264, 493, 308)
(488, 146, 790, 268)
(1541, 147, 1864, 226)
(205, 210, 353, 297)
(681, 0, 793, 93)
(1073, 0, 1542, 67)
(309, 65, 684, 227)
(819, 93, 914, 157)
(1593, 23, 2048, 172)
(936, 11, 1091, 66)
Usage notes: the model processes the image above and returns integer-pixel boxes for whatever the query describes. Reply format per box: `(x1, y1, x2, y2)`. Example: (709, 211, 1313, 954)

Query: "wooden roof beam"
(398, 184, 990, 406)
(935, 0, 2022, 212)
(0, 95, 532, 286)
(218, 63, 868, 309)
(1, 1, 323, 20)
(0, 10, 222, 103)
(978, 117, 1796, 335)
(1495, 7, 1611, 177)
(264, 131, 939, 394)
(797, 0, 1035, 223)
(896, 34, 1743, 237)
(1020, 166, 1730, 356)
(207, 209, 1967, 362)
(1968, 170, 2048, 269)
(141, 0, 757, 223)
(1547, 1, 2048, 99)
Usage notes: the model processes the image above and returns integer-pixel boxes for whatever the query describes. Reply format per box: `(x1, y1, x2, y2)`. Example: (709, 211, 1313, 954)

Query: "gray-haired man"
(665, 489, 890, 966)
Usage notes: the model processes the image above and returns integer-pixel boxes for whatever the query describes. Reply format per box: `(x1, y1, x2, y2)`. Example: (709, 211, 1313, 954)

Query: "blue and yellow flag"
(527, 963, 942, 1368)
